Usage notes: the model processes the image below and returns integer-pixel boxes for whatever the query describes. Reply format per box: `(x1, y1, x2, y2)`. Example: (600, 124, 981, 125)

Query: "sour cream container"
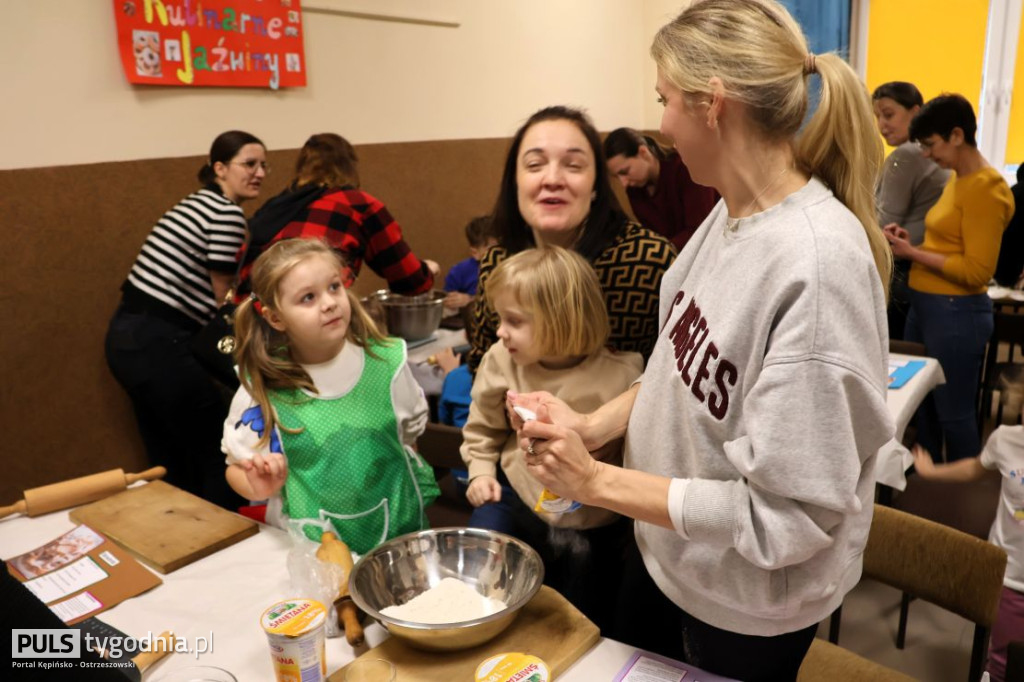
(475, 652, 550, 682)
(260, 598, 327, 682)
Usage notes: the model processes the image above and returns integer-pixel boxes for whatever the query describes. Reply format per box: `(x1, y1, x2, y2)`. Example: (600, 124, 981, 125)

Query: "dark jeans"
(466, 467, 519, 534)
(904, 290, 993, 461)
(468, 478, 630, 635)
(613, 541, 817, 682)
(105, 307, 244, 510)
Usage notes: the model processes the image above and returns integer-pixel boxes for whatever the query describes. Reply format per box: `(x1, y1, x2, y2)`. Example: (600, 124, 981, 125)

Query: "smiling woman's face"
(515, 119, 597, 247)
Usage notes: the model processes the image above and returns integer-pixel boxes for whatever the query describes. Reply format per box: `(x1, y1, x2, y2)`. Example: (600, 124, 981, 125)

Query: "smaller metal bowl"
(362, 290, 446, 342)
(348, 527, 544, 651)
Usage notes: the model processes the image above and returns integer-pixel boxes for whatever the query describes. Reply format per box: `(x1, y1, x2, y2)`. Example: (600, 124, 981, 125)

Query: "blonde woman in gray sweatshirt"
(511, 2, 894, 681)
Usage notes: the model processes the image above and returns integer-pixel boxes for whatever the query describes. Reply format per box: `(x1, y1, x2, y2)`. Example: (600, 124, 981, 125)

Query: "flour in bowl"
(380, 577, 507, 624)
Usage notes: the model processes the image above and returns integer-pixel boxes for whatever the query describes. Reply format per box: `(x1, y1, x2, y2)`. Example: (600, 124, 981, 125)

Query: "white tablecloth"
(0, 507, 658, 681)
(875, 353, 946, 490)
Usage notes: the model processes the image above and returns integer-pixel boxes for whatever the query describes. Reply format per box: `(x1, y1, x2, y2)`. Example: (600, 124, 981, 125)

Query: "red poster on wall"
(113, 0, 306, 89)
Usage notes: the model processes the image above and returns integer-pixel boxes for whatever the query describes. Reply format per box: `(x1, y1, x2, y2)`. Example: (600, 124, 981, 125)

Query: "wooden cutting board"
(69, 480, 258, 574)
(330, 585, 599, 681)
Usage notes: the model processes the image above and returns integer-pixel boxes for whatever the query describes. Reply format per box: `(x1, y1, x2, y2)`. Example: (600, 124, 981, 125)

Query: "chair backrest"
(416, 422, 464, 470)
(798, 639, 917, 681)
(889, 339, 927, 357)
(893, 472, 1001, 540)
(979, 311, 1024, 426)
(863, 505, 1006, 628)
(983, 312, 1024, 387)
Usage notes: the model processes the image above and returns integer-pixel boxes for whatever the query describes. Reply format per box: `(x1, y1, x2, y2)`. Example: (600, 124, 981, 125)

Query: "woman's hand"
(520, 418, 602, 504)
(507, 390, 591, 444)
(424, 259, 441, 277)
(883, 223, 914, 259)
(239, 452, 288, 499)
(466, 475, 502, 507)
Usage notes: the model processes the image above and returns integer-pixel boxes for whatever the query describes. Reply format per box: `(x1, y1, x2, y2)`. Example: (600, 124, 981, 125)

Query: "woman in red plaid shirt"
(236, 133, 438, 298)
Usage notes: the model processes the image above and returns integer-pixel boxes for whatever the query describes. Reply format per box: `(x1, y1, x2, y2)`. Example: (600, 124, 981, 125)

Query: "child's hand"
(444, 291, 472, 309)
(466, 476, 502, 507)
(434, 346, 461, 374)
(240, 452, 288, 499)
(911, 444, 937, 478)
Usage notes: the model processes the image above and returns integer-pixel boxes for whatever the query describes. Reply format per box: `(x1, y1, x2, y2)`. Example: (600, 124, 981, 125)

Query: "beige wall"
(1, 0, 689, 170)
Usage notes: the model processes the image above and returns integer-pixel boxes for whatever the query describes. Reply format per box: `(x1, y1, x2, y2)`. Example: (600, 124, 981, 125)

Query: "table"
(407, 328, 469, 397)
(0, 506, 663, 681)
(875, 352, 946, 490)
(987, 285, 1024, 312)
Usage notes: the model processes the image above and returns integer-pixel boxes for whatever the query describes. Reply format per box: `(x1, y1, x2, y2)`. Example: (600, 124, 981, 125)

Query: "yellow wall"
(866, 0, 989, 151)
(1008, 17, 1024, 165)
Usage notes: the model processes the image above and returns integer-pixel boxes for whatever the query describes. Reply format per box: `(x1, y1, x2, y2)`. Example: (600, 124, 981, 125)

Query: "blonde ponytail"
(796, 53, 892, 299)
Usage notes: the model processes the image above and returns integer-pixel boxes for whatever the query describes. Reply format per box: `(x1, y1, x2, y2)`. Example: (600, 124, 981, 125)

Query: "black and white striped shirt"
(125, 189, 246, 324)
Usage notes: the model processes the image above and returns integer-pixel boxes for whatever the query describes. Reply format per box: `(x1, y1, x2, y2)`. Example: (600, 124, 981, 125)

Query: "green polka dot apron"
(270, 340, 439, 554)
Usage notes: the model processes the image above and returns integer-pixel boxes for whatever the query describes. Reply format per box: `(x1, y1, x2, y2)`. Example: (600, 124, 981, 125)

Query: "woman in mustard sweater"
(885, 94, 1014, 460)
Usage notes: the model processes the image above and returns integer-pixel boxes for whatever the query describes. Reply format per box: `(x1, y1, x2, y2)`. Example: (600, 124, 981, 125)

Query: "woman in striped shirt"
(105, 130, 267, 508)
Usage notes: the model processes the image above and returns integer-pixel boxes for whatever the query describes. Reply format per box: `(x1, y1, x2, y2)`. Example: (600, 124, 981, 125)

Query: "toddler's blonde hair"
(486, 246, 609, 359)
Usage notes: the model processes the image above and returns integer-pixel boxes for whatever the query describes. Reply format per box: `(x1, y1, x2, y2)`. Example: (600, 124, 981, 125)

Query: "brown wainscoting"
(0, 137, 508, 504)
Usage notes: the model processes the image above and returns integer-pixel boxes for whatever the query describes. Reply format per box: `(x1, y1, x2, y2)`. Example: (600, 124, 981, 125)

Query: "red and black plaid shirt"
(236, 187, 433, 298)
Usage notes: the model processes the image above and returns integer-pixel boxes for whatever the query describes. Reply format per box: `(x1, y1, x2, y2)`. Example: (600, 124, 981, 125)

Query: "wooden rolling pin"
(316, 531, 365, 646)
(124, 630, 175, 682)
(0, 467, 166, 519)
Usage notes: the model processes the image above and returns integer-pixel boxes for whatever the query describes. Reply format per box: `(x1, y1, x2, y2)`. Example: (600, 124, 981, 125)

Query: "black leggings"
(614, 540, 817, 682)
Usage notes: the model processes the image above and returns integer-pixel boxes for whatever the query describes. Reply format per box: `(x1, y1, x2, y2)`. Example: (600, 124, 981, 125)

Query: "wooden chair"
(798, 639, 917, 681)
(830, 505, 1006, 682)
(978, 311, 1024, 430)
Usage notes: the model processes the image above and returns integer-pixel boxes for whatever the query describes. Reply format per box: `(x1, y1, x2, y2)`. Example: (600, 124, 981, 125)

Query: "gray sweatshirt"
(876, 141, 950, 245)
(626, 178, 894, 636)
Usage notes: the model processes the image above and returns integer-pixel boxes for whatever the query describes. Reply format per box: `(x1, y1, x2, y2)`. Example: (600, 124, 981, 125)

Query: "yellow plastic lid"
(260, 598, 327, 637)
(475, 652, 550, 682)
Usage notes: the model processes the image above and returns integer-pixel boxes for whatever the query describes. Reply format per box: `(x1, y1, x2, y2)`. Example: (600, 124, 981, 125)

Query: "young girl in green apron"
(222, 239, 439, 554)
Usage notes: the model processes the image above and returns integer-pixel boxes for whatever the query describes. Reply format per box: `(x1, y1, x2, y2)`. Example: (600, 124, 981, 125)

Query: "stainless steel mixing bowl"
(348, 527, 544, 651)
(362, 289, 446, 341)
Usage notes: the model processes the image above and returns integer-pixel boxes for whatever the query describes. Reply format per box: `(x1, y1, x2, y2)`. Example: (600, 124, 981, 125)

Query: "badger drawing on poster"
(133, 30, 162, 78)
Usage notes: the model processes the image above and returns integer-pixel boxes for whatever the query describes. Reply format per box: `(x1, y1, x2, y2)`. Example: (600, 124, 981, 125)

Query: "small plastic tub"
(475, 652, 550, 682)
(260, 598, 327, 682)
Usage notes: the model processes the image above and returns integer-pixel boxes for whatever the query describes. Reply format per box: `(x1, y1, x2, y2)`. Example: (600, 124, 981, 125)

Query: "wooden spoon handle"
(125, 467, 167, 485)
(131, 630, 174, 673)
(0, 499, 27, 519)
(339, 601, 365, 647)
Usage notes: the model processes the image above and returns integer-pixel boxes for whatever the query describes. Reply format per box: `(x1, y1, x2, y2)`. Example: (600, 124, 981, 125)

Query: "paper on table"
(23, 556, 108, 603)
(50, 591, 104, 622)
(888, 360, 926, 389)
(617, 654, 687, 681)
(5, 524, 162, 624)
(612, 650, 741, 682)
